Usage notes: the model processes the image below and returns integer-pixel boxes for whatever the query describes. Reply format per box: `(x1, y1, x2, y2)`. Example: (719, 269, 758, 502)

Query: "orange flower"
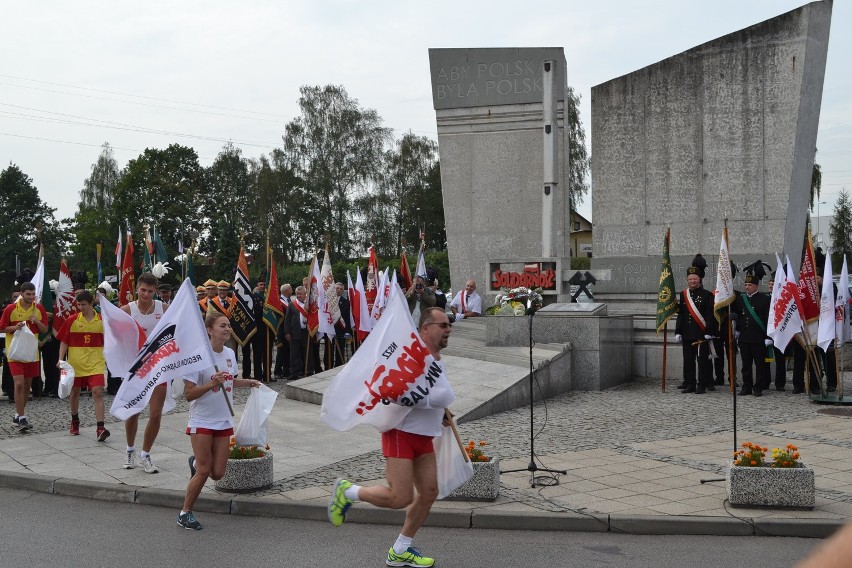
(751, 460, 757, 465)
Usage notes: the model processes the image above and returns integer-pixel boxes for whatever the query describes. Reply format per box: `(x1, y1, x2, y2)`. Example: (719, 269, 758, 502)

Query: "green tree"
(202, 143, 252, 256)
(0, 163, 60, 272)
(282, 85, 391, 260)
(252, 151, 309, 263)
(810, 161, 822, 210)
(359, 133, 440, 257)
(566, 86, 590, 213)
(111, 144, 206, 265)
(70, 143, 121, 275)
(211, 216, 240, 280)
(829, 189, 852, 270)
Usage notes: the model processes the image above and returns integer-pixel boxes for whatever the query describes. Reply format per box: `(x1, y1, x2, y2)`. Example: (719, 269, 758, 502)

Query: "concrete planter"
(726, 461, 815, 509)
(446, 458, 500, 501)
(215, 452, 273, 493)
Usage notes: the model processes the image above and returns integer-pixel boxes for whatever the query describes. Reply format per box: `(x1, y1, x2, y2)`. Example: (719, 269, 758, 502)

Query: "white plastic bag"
(7, 325, 38, 363)
(234, 384, 278, 446)
(434, 425, 474, 499)
(58, 361, 76, 399)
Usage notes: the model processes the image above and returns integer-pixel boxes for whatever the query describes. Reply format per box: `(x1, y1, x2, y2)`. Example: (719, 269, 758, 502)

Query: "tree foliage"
(829, 189, 852, 270)
(0, 163, 60, 272)
(565, 86, 590, 213)
(281, 85, 392, 260)
(70, 143, 120, 275)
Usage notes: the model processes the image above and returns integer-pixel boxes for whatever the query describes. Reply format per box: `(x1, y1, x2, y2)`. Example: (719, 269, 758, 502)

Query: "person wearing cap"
(199, 279, 217, 314)
(158, 283, 173, 305)
(210, 281, 236, 317)
(674, 254, 717, 394)
(732, 261, 772, 397)
(195, 285, 206, 301)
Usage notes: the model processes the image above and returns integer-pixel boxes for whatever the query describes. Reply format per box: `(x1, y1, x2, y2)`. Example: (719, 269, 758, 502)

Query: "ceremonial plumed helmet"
(686, 254, 707, 278)
(743, 260, 771, 284)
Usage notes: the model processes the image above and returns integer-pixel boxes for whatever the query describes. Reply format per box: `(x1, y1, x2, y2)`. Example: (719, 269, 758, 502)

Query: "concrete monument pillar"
(591, 1, 832, 297)
(429, 48, 572, 303)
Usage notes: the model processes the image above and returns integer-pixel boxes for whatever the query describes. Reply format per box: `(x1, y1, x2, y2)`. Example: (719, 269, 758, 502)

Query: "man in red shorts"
(327, 307, 455, 567)
(1, 282, 49, 432)
(57, 290, 110, 441)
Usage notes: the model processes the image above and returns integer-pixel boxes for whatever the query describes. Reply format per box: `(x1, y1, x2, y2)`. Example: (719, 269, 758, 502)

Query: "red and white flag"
(399, 248, 413, 291)
(320, 287, 452, 432)
(768, 255, 803, 352)
(108, 278, 216, 421)
(52, 259, 78, 335)
(118, 232, 136, 306)
(307, 252, 322, 337)
(798, 229, 821, 343)
(365, 245, 379, 313)
(353, 267, 371, 341)
(319, 245, 339, 339)
(818, 251, 836, 350)
(114, 226, 123, 271)
(346, 270, 358, 332)
(99, 292, 147, 379)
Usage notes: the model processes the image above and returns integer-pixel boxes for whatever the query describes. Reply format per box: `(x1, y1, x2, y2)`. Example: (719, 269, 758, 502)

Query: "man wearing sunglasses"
(328, 307, 455, 567)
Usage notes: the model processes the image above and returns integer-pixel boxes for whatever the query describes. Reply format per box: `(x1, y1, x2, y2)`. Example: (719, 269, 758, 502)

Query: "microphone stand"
(501, 298, 567, 487)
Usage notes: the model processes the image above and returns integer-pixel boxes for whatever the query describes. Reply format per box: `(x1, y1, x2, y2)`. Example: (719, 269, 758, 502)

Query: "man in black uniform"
(675, 255, 717, 394)
(733, 261, 772, 397)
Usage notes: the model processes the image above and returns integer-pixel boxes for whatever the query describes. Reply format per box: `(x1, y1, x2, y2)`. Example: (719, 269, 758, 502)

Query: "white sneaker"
(123, 450, 136, 469)
(141, 454, 159, 474)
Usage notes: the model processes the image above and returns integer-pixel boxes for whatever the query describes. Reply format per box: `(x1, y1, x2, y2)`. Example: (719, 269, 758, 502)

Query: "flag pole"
(662, 323, 667, 393)
(265, 237, 271, 385)
(444, 409, 470, 463)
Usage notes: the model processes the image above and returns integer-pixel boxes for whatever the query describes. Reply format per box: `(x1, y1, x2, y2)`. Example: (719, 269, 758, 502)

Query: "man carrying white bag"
(322, 288, 472, 568)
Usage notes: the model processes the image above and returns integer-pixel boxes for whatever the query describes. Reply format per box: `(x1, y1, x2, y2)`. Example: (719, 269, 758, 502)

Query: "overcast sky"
(1, 0, 848, 227)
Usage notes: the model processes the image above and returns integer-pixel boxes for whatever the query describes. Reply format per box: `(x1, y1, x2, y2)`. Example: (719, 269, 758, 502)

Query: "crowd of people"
(675, 254, 839, 397)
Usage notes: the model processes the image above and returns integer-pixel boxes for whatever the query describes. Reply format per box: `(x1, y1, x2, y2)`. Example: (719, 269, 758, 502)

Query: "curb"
(0, 471, 844, 538)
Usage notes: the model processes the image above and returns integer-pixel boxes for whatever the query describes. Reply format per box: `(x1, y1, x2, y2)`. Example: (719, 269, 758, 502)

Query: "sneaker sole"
(97, 430, 110, 442)
(386, 558, 434, 567)
(19, 424, 32, 432)
(328, 478, 350, 527)
(176, 519, 203, 530)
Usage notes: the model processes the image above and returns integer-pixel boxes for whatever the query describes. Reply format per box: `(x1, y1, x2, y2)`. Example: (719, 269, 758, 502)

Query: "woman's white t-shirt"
(186, 347, 238, 430)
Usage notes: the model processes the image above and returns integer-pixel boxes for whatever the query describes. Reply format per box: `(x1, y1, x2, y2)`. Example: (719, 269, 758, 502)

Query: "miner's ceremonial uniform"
(733, 261, 772, 397)
(675, 255, 717, 394)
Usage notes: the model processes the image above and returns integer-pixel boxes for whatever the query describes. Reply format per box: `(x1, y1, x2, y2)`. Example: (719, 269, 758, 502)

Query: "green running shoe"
(328, 478, 353, 527)
(386, 547, 435, 567)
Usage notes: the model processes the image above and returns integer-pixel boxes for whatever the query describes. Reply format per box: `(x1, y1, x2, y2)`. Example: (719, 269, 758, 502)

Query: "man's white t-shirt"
(186, 347, 238, 430)
(394, 360, 456, 437)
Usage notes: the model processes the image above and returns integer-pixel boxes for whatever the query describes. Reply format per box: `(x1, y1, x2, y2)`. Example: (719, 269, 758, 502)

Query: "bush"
(570, 256, 591, 270)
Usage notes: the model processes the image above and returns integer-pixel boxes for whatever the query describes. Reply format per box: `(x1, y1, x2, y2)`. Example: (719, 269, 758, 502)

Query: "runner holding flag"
(323, 294, 457, 568)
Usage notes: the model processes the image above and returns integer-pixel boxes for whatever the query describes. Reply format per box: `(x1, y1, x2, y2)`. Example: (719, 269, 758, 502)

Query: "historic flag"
(768, 256, 804, 352)
(839, 256, 850, 343)
(320, 286, 451, 432)
(656, 228, 677, 332)
(307, 252, 322, 337)
(230, 246, 257, 346)
(263, 248, 285, 334)
(319, 244, 340, 339)
(365, 245, 379, 313)
(114, 226, 123, 271)
(798, 229, 821, 341)
(109, 278, 216, 421)
(415, 241, 426, 280)
(399, 248, 413, 291)
(353, 267, 371, 341)
(714, 227, 735, 320)
(52, 259, 78, 335)
(118, 232, 136, 306)
(818, 251, 836, 350)
(143, 227, 154, 274)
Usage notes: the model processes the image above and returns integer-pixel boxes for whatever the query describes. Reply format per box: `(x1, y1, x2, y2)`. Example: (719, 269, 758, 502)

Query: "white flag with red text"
(109, 278, 216, 421)
(321, 288, 442, 432)
(319, 247, 339, 339)
(768, 256, 804, 352)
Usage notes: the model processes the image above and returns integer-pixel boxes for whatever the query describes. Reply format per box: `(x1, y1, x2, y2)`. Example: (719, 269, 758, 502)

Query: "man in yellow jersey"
(57, 290, 110, 441)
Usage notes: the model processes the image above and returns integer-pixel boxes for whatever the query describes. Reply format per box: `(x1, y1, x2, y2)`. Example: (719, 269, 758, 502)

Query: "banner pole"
(662, 323, 667, 393)
(444, 409, 469, 463)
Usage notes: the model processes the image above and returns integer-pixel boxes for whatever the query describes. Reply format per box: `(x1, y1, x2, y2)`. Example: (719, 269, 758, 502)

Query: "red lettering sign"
(356, 333, 430, 414)
(491, 264, 556, 290)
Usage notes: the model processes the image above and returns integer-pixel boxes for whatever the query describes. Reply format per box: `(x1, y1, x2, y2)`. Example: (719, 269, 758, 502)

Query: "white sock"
(180, 510, 188, 515)
(126, 446, 135, 453)
(393, 534, 413, 554)
(140, 451, 150, 459)
(344, 484, 360, 501)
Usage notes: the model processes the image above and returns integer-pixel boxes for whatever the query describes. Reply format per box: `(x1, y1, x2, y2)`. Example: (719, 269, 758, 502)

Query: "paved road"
(0, 487, 820, 567)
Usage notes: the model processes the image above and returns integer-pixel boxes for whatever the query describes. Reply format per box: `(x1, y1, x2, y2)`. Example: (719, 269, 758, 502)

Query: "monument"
(428, 48, 573, 304)
(591, 0, 832, 298)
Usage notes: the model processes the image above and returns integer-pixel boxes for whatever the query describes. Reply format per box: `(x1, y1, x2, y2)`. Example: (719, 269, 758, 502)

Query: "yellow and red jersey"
(57, 312, 105, 376)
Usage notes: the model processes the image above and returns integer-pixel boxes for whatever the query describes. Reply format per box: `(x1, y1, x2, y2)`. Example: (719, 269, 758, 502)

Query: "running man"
(57, 290, 110, 440)
(1, 282, 49, 432)
(120, 272, 168, 472)
(328, 307, 455, 567)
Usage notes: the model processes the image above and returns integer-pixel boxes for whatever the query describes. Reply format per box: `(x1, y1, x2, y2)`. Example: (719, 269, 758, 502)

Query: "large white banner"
(818, 252, 836, 350)
(768, 256, 804, 352)
(109, 278, 216, 421)
(321, 288, 441, 432)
